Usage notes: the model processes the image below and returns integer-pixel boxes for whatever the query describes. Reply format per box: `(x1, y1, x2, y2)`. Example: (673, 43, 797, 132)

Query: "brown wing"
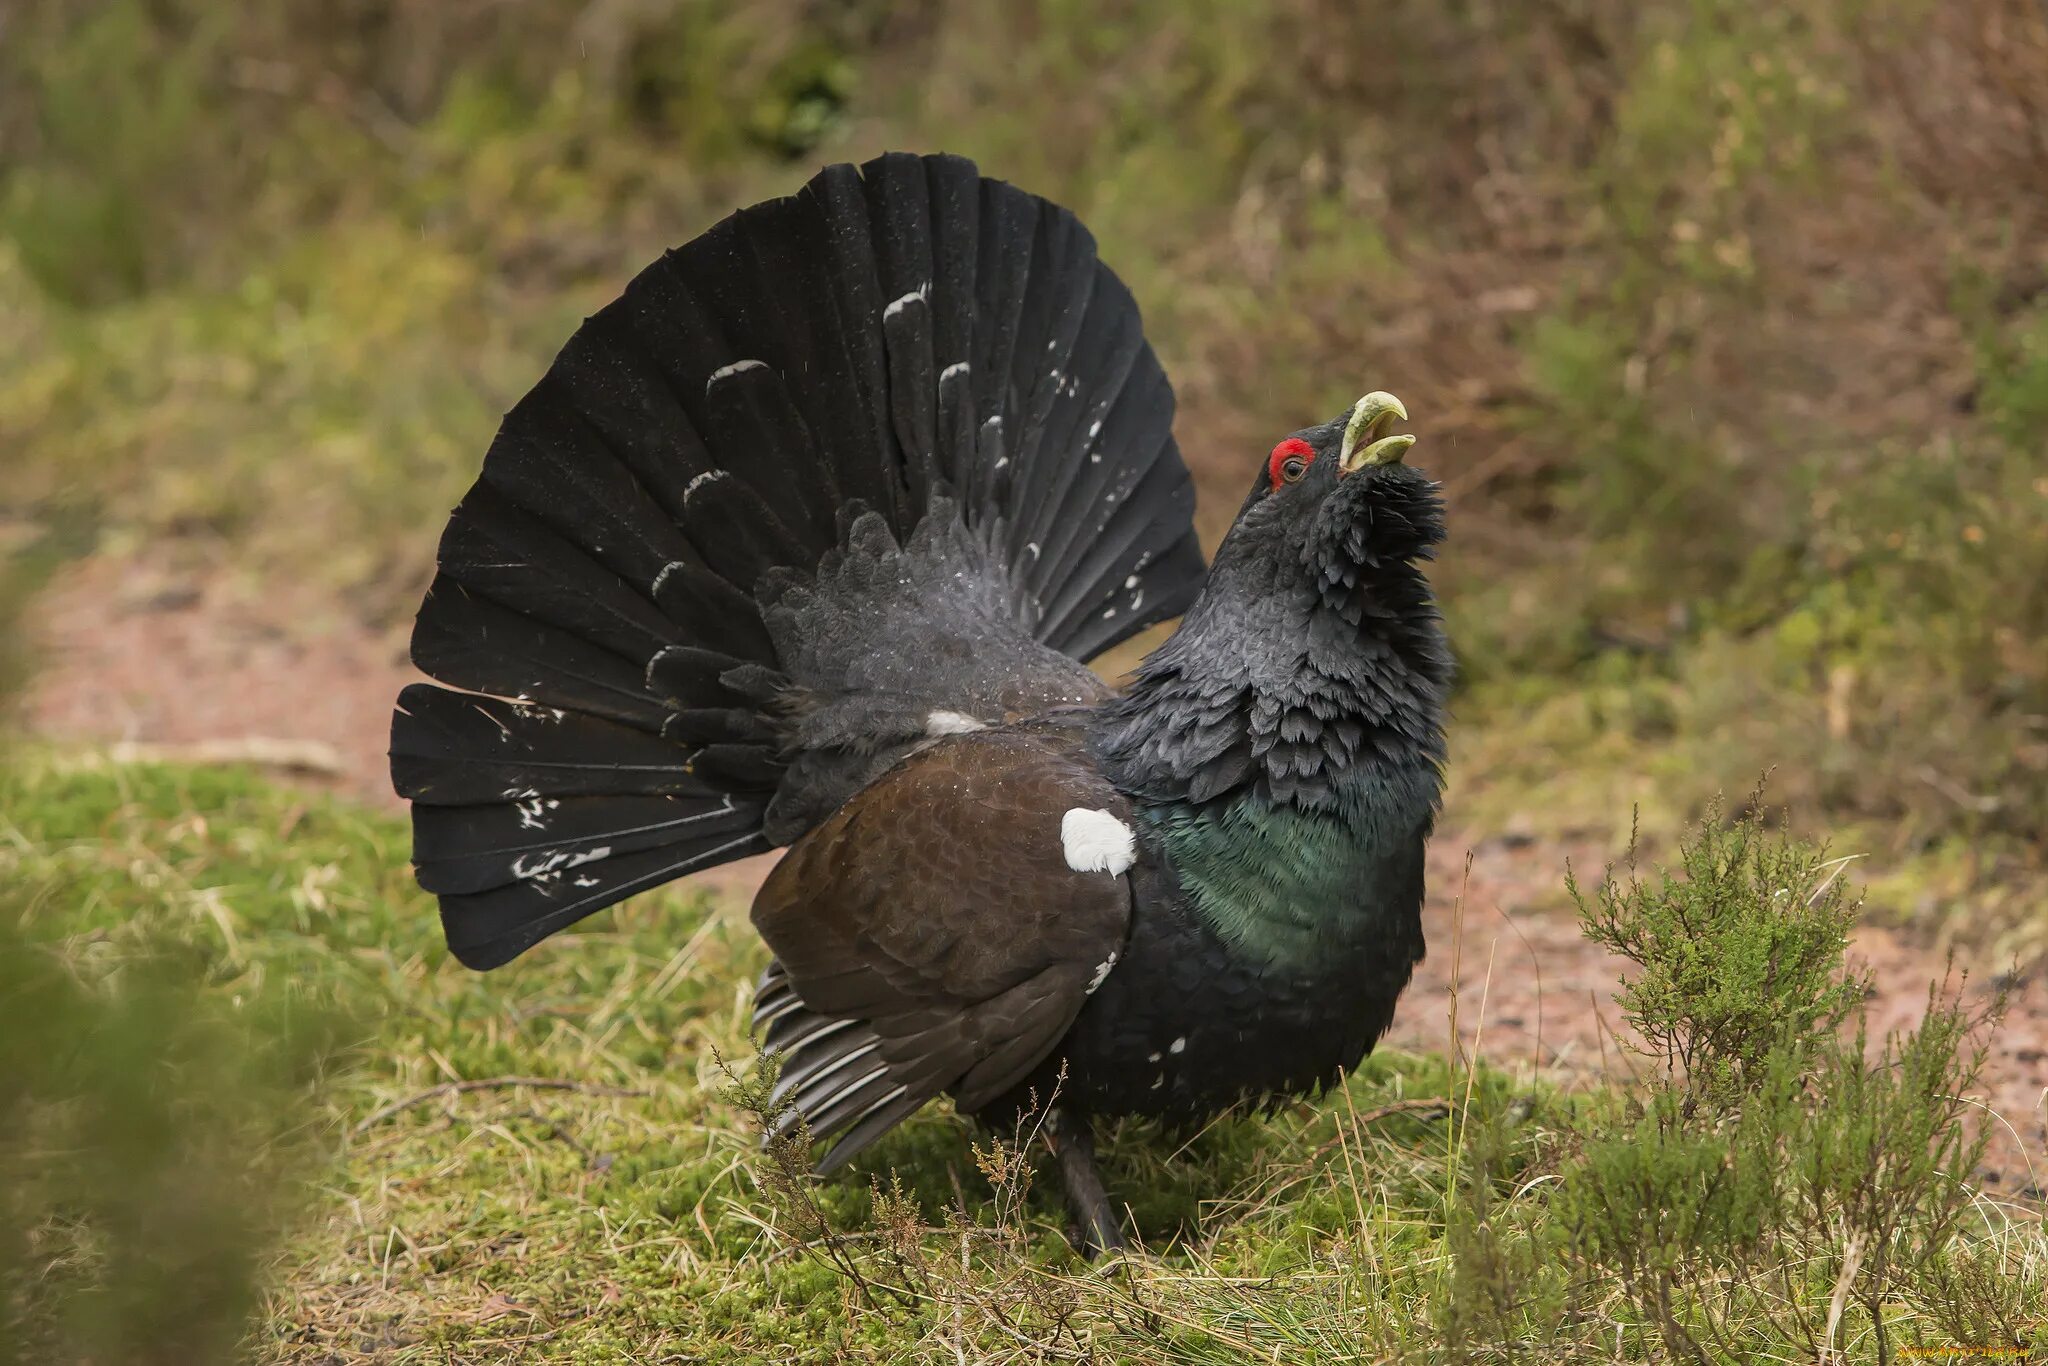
(749, 727, 1134, 1170)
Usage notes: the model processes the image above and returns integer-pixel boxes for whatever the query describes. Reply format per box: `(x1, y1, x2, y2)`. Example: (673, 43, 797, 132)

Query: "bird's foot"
(1047, 1110, 1126, 1258)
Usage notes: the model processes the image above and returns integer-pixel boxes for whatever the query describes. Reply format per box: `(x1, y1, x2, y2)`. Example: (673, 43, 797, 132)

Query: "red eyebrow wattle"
(1267, 437, 1315, 489)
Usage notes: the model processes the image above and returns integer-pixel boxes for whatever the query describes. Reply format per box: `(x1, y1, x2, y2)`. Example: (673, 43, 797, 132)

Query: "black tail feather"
(437, 831, 771, 969)
(412, 793, 755, 897)
(410, 579, 676, 734)
(435, 483, 677, 666)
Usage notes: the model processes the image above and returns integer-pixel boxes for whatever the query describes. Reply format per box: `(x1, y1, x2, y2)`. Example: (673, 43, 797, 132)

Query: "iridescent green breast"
(1140, 781, 1430, 973)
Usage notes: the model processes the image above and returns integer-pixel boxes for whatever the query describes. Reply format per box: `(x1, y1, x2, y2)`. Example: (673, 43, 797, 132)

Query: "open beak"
(1338, 391, 1414, 473)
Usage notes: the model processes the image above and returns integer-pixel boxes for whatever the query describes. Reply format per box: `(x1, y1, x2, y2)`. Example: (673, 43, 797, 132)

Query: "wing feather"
(749, 727, 1132, 1168)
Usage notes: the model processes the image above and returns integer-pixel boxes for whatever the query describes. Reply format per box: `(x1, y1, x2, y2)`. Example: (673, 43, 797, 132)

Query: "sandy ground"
(21, 554, 2045, 1193)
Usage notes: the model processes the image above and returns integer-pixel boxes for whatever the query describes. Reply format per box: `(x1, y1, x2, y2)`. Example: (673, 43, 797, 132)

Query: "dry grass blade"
(348, 1077, 654, 1138)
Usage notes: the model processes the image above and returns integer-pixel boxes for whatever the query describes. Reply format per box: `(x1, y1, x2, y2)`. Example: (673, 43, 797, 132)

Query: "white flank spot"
(706, 358, 766, 390)
(1147, 1051, 1161, 1063)
(1124, 575, 1141, 589)
(883, 285, 927, 319)
(925, 710, 985, 737)
(1085, 951, 1118, 995)
(1088, 419, 1103, 440)
(1060, 808, 1136, 877)
(941, 361, 971, 384)
(1169, 1036, 1187, 1054)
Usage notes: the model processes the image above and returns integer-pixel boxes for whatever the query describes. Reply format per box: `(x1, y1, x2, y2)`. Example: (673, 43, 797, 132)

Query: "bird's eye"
(1267, 438, 1316, 490)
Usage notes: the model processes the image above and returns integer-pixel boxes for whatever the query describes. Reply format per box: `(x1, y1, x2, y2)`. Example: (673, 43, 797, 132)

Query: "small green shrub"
(1574, 803, 1867, 1104)
(1444, 805, 2034, 1362)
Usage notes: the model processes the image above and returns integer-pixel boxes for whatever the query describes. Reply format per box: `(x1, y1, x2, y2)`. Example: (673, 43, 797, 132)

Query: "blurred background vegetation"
(4, 0, 2041, 953)
(0, 1, 2044, 1358)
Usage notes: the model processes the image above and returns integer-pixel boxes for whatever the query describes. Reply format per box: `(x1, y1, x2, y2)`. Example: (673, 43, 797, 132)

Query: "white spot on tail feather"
(1169, 1036, 1186, 1054)
(512, 845, 612, 881)
(1060, 808, 1135, 877)
(925, 710, 985, 737)
(684, 470, 726, 501)
(883, 284, 927, 319)
(706, 359, 766, 389)
(941, 361, 971, 384)
(652, 562, 685, 596)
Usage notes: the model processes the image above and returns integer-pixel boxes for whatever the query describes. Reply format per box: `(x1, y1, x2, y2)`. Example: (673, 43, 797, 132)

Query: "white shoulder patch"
(924, 709, 985, 737)
(1060, 807, 1136, 877)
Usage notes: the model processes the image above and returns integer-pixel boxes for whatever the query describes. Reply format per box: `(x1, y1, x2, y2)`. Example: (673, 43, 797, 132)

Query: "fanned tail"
(393, 152, 1205, 969)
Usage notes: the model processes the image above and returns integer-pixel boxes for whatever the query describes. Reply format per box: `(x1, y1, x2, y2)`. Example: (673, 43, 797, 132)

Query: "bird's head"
(1223, 392, 1445, 591)
(1092, 390, 1451, 809)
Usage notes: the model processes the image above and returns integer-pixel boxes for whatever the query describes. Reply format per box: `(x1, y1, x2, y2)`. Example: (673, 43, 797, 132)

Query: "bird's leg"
(1046, 1109, 1125, 1256)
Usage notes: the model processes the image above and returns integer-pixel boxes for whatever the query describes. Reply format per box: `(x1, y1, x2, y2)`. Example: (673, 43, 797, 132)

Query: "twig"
(104, 737, 347, 777)
(1310, 1098, 1455, 1162)
(1821, 1230, 1869, 1364)
(350, 1076, 649, 1136)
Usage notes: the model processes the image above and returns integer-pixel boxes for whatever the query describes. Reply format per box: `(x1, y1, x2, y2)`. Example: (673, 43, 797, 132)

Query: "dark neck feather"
(1089, 517, 1452, 817)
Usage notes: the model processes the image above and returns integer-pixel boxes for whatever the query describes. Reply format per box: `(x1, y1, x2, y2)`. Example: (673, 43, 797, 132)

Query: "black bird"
(392, 153, 1451, 1251)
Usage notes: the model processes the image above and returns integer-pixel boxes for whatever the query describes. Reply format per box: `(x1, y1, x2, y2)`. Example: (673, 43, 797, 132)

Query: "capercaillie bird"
(391, 152, 1451, 1252)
